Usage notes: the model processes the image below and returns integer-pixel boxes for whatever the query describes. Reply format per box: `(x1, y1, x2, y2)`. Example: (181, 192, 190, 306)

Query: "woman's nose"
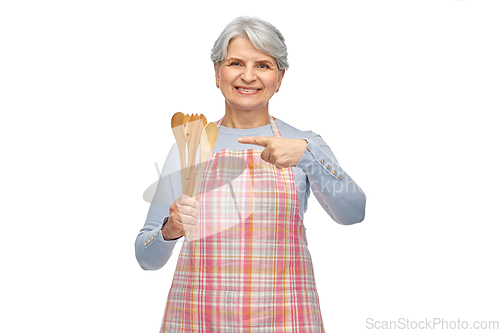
(240, 67, 256, 83)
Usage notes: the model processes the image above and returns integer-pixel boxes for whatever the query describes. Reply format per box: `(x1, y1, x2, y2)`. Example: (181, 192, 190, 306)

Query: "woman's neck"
(222, 104, 270, 129)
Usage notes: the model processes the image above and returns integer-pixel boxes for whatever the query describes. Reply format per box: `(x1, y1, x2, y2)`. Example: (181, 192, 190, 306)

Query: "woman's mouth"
(235, 86, 261, 94)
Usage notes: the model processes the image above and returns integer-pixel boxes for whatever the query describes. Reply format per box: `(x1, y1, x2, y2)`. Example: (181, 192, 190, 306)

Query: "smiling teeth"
(237, 88, 259, 92)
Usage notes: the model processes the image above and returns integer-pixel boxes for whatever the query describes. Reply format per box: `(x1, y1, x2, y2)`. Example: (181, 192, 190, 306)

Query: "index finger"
(238, 136, 270, 147)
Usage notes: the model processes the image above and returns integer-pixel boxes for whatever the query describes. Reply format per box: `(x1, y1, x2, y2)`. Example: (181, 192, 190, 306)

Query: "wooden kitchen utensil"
(171, 112, 187, 194)
(192, 122, 219, 198)
(183, 114, 207, 196)
(171, 113, 213, 238)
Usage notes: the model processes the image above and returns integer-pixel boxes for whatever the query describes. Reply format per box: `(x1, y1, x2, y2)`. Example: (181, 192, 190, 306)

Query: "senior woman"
(136, 16, 366, 332)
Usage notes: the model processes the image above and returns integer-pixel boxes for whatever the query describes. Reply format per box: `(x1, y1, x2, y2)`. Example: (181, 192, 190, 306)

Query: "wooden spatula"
(171, 112, 187, 194)
(183, 114, 206, 197)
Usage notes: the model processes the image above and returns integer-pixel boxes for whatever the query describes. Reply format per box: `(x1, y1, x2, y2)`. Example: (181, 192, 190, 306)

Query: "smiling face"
(215, 37, 285, 116)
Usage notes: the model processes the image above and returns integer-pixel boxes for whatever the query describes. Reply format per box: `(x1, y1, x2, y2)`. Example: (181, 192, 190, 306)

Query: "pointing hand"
(238, 136, 309, 169)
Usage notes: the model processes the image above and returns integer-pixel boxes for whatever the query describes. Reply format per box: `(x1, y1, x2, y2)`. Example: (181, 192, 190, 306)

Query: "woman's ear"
(214, 62, 220, 87)
(277, 69, 285, 90)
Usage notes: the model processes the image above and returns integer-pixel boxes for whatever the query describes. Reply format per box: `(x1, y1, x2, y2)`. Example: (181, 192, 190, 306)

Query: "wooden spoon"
(181, 114, 193, 195)
(182, 114, 208, 238)
(171, 112, 187, 194)
(192, 122, 219, 198)
(183, 114, 205, 196)
(200, 114, 207, 128)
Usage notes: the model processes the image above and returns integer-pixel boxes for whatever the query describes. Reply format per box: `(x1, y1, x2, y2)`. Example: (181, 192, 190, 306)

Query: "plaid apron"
(160, 117, 325, 332)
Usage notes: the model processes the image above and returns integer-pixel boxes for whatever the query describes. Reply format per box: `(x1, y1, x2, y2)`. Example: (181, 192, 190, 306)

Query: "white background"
(1, 0, 499, 332)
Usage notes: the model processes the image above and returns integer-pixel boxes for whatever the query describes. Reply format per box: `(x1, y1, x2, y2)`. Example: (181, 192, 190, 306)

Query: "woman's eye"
(231, 62, 241, 66)
(258, 64, 269, 69)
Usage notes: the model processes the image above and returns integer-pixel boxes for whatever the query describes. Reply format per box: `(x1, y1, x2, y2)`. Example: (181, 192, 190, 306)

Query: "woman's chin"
(225, 101, 268, 114)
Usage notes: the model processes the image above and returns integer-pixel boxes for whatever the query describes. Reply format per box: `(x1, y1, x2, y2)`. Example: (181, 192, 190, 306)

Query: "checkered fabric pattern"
(160, 117, 325, 332)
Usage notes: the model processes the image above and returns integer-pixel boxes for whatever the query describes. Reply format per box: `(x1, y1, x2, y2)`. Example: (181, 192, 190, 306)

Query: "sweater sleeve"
(296, 132, 366, 225)
(135, 144, 184, 270)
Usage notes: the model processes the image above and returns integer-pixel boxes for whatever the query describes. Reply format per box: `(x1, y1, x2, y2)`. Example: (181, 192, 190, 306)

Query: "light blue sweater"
(135, 118, 366, 270)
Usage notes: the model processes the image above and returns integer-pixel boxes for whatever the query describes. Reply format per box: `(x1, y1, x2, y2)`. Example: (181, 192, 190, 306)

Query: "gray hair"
(211, 16, 289, 71)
